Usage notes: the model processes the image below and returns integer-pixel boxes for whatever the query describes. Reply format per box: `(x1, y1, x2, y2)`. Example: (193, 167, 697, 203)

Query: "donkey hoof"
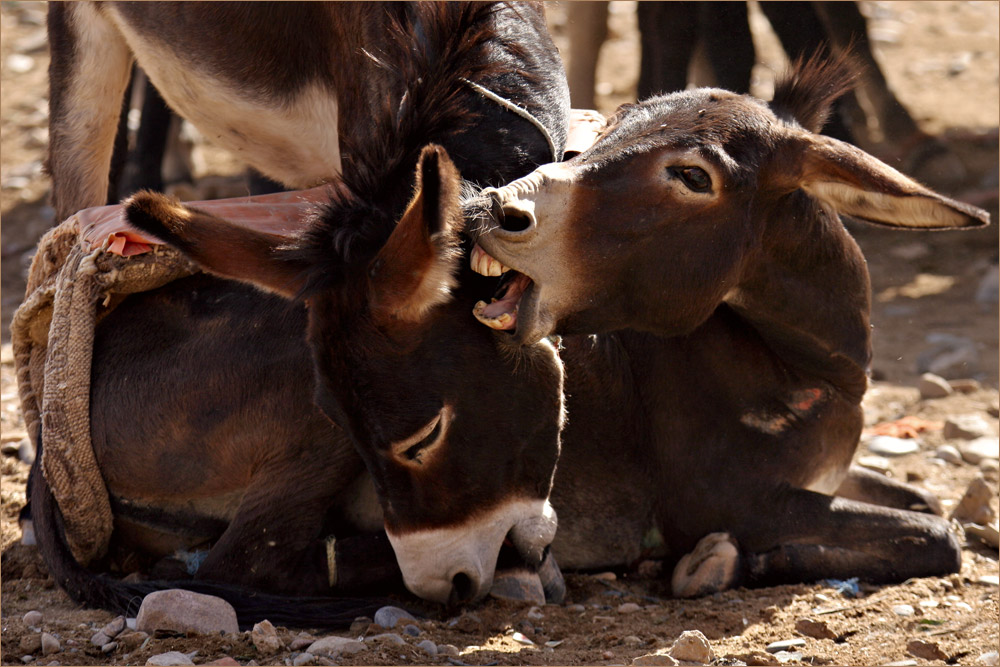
(671, 532, 740, 598)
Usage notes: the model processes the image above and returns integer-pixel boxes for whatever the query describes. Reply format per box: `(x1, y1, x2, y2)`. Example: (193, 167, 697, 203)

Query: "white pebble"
(292, 653, 314, 667)
(766, 638, 806, 653)
(6, 53, 35, 73)
(891, 604, 915, 616)
(865, 435, 919, 456)
(22, 611, 43, 627)
(977, 650, 999, 666)
(416, 640, 438, 656)
(617, 603, 641, 614)
(40, 634, 60, 656)
(934, 444, 963, 465)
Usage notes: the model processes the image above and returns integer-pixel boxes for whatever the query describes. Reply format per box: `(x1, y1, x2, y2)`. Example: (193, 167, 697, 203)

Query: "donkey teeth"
(470, 244, 511, 277)
(472, 301, 512, 330)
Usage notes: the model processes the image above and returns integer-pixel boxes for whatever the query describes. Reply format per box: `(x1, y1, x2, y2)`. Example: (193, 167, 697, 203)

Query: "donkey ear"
(124, 192, 308, 297)
(787, 134, 989, 229)
(368, 144, 464, 324)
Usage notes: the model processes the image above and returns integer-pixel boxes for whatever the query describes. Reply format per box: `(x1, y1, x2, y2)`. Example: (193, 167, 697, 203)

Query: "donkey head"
(124, 146, 565, 605)
(471, 56, 989, 344)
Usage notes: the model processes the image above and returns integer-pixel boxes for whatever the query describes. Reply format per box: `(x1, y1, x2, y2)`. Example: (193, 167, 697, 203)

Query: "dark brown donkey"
(31, 3, 569, 626)
(46, 1, 568, 220)
(468, 55, 988, 594)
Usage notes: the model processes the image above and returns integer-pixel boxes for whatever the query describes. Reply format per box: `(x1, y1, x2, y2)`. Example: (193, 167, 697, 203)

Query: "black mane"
(284, 2, 508, 297)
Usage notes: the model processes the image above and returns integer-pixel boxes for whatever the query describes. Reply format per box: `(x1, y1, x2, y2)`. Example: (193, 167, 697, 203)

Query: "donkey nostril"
(499, 209, 532, 233)
(450, 572, 476, 604)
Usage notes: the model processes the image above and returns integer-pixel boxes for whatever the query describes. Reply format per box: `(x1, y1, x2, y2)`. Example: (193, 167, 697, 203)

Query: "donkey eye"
(389, 406, 451, 467)
(670, 166, 712, 193)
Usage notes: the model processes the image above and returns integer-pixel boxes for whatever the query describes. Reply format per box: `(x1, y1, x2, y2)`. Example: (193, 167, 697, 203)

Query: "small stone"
(739, 651, 780, 666)
(944, 415, 992, 440)
(669, 630, 714, 664)
(617, 602, 641, 614)
(918, 599, 939, 608)
(526, 606, 544, 620)
(976, 265, 999, 305)
(981, 459, 1000, 472)
(252, 620, 283, 654)
(6, 53, 35, 73)
(136, 589, 239, 635)
(205, 659, 240, 666)
(292, 653, 314, 667)
(765, 639, 806, 654)
(977, 575, 1000, 586)
(593, 571, 617, 582)
(22, 611, 43, 628)
(19, 635, 41, 654)
(632, 653, 679, 666)
(290, 633, 317, 651)
(21, 657, 34, 664)
(965, 522, 1000, 549)
(883, 661, 917, 667)
(102, 616, 127, 639)
(19, 438, 35, 465)
(374, 605, 416, 629)
(367, 633, 406, 646)
(437, 644, 460, 657)
(126, 618, 137, 631)
(146, 651, 195, 666)
(511, 631, 535, 645)
(918, 373, 953, 399)
(90, 632, 111, 648)
(794, 618, 835, 640)
(960, 438, 1000, 465)
(934, 444, 963, 464)
(624, 636, 644, 646)
(116, 631, 148, 651)
(416, 640, 438, 656)
(857, 455, 891, 473)
(773, 652, 803, 665)
(891, 604, 915, 617)
(101, 642, 118, 654)
(489, 569, 545, 605)
(866, 435, 919, 456)
(907, 639, 947, 661)
(566, 604, 586, 613)
(308, 636, 365, 658)
(403, 624, 421, 637)
(40, 634, 59, 656)
(977, 650, 1000, 666)
(950, 475, 996, 524)
(348, 617, 371, 635)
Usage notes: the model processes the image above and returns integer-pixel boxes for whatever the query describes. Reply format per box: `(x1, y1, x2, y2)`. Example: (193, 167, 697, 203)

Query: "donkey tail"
(29, 455, 395, 629)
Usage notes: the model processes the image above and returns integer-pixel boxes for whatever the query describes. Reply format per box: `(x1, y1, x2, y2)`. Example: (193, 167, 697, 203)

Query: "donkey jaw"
(470, 243, 539, 338)
(385, 498, 558, 605)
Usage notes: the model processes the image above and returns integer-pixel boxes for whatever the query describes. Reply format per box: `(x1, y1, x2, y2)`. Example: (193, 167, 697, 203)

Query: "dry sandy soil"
(1, 2, 998, 666)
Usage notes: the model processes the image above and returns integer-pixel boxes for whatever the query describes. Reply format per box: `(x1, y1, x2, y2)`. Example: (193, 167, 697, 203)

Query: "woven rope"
(12, 216, 196, 565)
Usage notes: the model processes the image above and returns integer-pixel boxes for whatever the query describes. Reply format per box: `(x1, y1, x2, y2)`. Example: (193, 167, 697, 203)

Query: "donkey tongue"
(473, 272, 531, 330)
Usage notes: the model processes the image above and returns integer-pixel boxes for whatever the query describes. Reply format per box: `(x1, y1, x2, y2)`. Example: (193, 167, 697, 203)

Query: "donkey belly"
(106, 9, 342, 188)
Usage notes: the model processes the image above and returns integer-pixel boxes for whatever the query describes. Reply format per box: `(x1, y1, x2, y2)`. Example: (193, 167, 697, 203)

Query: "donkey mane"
(286, 2, 513, 297)
(770, 50, 858, 133)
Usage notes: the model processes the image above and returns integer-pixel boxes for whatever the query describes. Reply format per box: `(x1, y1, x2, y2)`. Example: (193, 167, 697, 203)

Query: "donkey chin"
(385, 498, 558, 605)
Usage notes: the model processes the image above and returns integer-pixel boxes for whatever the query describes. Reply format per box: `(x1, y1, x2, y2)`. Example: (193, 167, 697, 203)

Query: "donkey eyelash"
(390, 406, 452, 466)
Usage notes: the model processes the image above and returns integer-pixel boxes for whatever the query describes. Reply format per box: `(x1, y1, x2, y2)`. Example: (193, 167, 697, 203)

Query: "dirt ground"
(1, 2, 998, 666)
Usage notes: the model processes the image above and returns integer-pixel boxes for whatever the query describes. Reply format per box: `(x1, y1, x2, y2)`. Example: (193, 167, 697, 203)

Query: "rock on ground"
(136, 590, 239, 636)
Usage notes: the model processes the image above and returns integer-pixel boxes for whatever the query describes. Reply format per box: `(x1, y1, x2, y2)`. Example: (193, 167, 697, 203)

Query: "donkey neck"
(724, 192, 872, 400)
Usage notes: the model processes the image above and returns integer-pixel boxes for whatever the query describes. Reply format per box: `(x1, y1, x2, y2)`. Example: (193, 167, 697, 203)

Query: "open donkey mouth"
(470, 244, 533, 331)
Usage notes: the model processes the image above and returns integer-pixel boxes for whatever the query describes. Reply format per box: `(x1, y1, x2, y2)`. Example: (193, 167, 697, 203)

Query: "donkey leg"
(194, 447, 371, 596)
(741, 487, 961, 589)
(835, 465, 944, 515)
(47, 3, 134, 220)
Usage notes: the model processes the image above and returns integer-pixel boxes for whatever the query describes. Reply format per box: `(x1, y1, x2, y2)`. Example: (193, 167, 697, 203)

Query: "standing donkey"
(120, 56, 986, 600)
(30, 2, 569, 626)
(45, 1, 567, 220)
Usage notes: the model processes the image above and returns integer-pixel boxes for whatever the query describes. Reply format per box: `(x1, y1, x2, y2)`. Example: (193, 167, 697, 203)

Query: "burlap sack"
(11, 216, 197, 565)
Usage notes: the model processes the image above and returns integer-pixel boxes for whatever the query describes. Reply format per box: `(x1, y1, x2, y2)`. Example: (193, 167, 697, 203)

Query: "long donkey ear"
(124, 192, 309, 297)
(784, 133, 989, 229)
(368, 144, 464, 324)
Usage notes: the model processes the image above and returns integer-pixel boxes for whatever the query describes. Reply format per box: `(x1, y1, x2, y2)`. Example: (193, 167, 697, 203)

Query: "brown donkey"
(31, 3, 569, 626)
(46, 2, 568, 220)
(469, 55, 988, 594)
